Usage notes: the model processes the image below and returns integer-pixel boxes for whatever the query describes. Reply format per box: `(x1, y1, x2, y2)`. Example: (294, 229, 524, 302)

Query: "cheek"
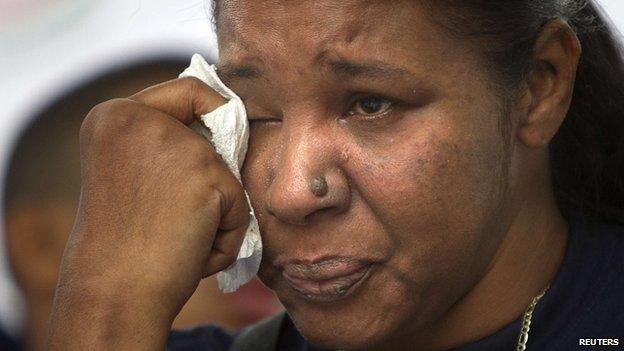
(334, 106, 510, 333)
(362, 131, 503, 239)
(241, 124, 279, 219)
(353, 104, 506, 268)
(354, 103, 503, 212)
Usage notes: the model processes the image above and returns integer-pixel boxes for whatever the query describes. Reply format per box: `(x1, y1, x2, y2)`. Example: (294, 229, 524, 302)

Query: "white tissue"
(179, 54, 262, 293)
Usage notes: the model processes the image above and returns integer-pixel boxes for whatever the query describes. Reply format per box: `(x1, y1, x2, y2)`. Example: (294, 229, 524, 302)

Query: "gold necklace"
(516, 285, 549, 351)
(335, 285, 550, 351)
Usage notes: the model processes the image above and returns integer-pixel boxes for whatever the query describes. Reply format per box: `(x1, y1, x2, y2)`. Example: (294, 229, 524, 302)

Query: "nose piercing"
(310, 176, 328, 197)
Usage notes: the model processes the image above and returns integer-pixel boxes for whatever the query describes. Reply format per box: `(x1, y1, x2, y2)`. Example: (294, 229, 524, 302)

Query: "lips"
(281, 258, 372, 302)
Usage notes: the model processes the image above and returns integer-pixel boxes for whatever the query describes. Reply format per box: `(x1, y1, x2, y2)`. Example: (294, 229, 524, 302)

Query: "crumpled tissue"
(179, 54, 262, 293)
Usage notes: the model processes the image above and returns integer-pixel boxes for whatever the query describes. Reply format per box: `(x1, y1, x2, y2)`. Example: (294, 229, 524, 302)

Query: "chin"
(286, 301, 400, 351)
(296, 320, 388, 350)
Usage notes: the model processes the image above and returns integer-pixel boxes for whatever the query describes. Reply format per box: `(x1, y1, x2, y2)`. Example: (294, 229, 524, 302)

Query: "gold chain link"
(336, 285, 550, 351)
(516, 286, 550, 351)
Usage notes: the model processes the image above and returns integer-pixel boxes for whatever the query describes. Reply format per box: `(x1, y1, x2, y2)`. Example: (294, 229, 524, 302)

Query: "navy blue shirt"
(168, 214, 624, 350)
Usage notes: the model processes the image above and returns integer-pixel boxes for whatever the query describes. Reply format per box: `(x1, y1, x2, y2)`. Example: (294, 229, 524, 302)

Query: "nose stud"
(310, 176, 328, 197)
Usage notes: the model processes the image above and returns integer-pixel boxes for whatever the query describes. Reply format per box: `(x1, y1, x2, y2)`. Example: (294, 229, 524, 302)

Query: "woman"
(47, 0, 624, 350)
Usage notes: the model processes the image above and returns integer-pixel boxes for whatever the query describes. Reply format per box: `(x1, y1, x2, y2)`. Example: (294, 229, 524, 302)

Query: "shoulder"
(583, 219, 624, 278)
(569, 219, 624, 335)
(568, 218, 624, 317)
(539, 217, 624, 350)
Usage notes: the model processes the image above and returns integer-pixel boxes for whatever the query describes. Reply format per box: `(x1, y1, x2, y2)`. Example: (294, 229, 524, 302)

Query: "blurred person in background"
(2, 58, 280, 351)
(0, 321, 20, 350)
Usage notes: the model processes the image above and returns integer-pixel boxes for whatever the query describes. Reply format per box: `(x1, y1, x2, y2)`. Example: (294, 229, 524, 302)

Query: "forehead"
(217, 0, 421, 36)
(215, 0, 469, 73)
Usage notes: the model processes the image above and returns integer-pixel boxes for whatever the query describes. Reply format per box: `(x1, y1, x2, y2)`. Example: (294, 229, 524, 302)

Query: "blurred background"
(0, 0, 622, 350)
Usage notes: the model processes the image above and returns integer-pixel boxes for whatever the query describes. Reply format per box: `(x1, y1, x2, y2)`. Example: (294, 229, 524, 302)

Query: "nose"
(266, 125, 350, 226)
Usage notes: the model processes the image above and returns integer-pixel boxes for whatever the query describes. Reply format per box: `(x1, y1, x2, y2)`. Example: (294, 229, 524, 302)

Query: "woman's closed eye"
(248, 115, 281, 124)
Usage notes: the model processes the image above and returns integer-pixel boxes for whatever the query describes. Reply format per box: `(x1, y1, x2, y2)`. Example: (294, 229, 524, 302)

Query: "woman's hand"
(47, 77, 250, 350)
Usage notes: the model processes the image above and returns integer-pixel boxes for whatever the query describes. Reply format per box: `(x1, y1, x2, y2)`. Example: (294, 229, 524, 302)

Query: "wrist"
(48, 275, 177, 350)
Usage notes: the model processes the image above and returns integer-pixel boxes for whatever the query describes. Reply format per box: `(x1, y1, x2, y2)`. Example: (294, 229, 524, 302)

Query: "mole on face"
(310, 176, 328, 197)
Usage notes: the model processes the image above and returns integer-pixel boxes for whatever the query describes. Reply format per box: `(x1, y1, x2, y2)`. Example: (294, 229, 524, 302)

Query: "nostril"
(266, 203, 309, 226)
(265, 197, 308, 226)
(303, 205, 338, 224)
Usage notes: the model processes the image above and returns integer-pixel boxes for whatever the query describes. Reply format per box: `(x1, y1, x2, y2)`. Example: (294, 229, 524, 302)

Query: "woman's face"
(218, 0, 521, 349)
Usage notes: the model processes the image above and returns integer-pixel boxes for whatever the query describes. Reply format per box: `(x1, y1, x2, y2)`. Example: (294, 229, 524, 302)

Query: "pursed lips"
(280, 257, 373, 302)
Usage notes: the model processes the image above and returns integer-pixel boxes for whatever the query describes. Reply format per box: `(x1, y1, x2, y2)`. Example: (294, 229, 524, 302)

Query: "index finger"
(129, 77, 227, 125)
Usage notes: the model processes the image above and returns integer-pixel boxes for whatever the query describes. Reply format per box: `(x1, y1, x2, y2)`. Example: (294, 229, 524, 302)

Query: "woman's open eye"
(348, 96, 393, 118)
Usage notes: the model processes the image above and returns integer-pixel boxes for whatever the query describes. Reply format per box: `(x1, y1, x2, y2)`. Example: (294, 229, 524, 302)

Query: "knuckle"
(140, 118, 171, 143)
(193, 180, 230, 215)
(88, 98, 136, 125)
(83, 98, 180, 151)
(82, 98, 139, 143)
(203, 183, 226, 208)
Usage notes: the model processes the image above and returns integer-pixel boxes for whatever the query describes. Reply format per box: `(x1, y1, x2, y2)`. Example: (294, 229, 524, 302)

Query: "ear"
(517, 19, 582, 149)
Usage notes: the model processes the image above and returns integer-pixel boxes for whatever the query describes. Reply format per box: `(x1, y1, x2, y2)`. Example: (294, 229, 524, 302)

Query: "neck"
(391, 173, 568, 351)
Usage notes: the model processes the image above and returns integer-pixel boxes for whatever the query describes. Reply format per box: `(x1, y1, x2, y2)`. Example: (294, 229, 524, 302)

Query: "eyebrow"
(217, 57, 418, 85)
(324, 58, 415, 82)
